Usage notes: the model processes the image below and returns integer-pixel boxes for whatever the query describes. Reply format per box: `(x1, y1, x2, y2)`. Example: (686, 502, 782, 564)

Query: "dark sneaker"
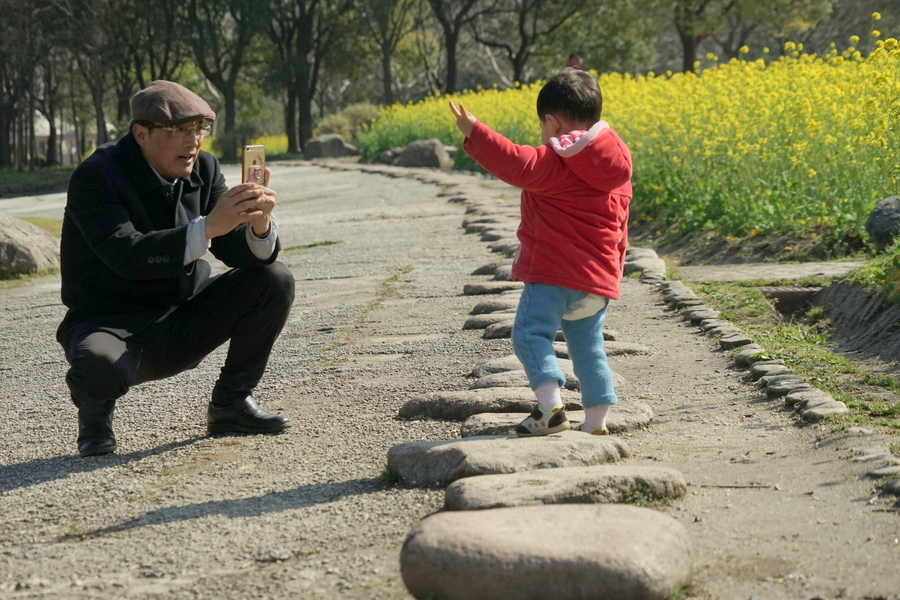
(515, 404, 569, 437)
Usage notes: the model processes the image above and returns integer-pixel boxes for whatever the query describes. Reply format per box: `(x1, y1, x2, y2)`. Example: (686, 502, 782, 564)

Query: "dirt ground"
(1, 161, 898, 600)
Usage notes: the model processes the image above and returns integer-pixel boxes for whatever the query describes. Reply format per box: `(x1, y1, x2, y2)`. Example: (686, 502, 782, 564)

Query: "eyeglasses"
(147, 121, 212, 138)
(158, 123, 212, 138)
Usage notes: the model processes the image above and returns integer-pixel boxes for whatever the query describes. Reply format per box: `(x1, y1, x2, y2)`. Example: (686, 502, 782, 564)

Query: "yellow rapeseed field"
(360, 30, 900, 245)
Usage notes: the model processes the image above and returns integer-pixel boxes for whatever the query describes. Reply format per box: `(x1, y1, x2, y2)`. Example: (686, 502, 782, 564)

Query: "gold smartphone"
(242, 145, 266, 184)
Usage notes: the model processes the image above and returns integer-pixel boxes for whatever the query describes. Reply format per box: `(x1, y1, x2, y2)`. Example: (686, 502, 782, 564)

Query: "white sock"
(535, 381, 563, 412)
(583, 405, 610, 431)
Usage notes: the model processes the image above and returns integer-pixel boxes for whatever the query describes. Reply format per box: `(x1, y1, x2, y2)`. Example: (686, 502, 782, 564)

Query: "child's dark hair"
(536, 68, 602, 123)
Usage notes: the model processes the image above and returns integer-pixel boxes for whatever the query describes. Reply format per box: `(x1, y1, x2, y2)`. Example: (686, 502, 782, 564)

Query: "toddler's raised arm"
(449, 101, 477, 138)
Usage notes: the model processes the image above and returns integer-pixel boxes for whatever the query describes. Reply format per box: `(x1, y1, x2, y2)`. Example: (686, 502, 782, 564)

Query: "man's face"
(133, 120, 206, 180)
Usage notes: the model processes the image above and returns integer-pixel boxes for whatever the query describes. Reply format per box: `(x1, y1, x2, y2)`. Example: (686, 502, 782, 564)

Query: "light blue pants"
(512, 282, 618, 408)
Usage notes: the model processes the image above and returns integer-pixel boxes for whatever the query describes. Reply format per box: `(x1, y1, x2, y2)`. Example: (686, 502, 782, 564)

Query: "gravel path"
(1, 161, 899, 599)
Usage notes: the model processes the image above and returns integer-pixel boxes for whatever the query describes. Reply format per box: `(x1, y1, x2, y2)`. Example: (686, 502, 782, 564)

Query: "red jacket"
(463, 120, 633, 299)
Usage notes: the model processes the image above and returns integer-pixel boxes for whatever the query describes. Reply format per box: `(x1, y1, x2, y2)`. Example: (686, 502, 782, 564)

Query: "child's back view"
(450, 68, 633, 436)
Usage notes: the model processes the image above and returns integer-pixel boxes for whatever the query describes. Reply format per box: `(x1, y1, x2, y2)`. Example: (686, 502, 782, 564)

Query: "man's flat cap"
(131, 80, 216, 126)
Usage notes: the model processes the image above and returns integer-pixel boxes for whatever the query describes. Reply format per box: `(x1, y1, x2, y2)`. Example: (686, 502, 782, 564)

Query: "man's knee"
(67, 352, 135, 405)
(264, 261, 295, 304)
(240, 262, 295, 309)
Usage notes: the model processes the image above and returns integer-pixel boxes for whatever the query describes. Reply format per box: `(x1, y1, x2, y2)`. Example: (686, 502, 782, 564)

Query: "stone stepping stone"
(460, 402, 654, 437)
(473, 354, 633, 379)
(463, 281, 524, 295)
(400, 504, 693, 600)
(706, 324, 742, 337)
(758, 373, 803, 388)
(463, 312, 517, 330)
(398, 388, 584, 420)
(800, 401, 849, 422)
(733, 344, 764, 367)
(492, 265, 513, 280)
(766, 380, 811, 399)
(487, 239, 521, 255)
(482, 320, 515, 339)
(470, 355, 525, 377)
(684, 308, 720, 324)
(624, 256, 667, 277)
(881, 479, 900, 498)
(699, 318, 732, 331)
(471, 262, 512, 276)
(469, 367, 580, 391)
(719, 333, 754, 349)
(865, 465, 900, 479)
(387, 431, 631, 486)
(626, 246, 660, 259)
(553, 340, 651, 358)
(750, 361, 791, 381)
(444, 464, 687, 510)
(470, 298, 518, 314)
(785, 388, 833, 408)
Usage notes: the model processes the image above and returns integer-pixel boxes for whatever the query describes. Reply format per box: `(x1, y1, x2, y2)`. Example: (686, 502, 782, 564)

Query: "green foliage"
(314, 113, 353, 141)
(315, 103, 380, 144)
(376, 466, 400, 484)
(844, 239, 900, 304)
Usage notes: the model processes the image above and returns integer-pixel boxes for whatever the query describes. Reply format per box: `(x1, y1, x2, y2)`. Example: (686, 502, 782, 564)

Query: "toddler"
(449, 68, 633, 436)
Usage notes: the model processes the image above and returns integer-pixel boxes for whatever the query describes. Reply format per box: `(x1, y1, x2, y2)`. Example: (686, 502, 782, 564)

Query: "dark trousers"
(64, 262, 295, 410)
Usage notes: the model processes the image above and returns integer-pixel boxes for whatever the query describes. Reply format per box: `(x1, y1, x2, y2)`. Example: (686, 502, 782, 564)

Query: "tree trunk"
(0, 104, 11, 168)
(297, 75, 313, 149)
(222, 87, 238, 161)
(381, 44, 394, 105)
(46, 118, 58, 166)
(443, 28, 459, 94)
(284, 89, 299, 155)
(678, 31, 699, 73)
(90, 82, 107, 147)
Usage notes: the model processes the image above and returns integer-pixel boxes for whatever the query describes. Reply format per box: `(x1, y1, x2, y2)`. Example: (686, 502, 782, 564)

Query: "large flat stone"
(460, 402, 654, 437)
(444, 464, 687, 510)
(463, 312, 517, 330)
(386, 431, 630, 486)
(468, 367, 625, 392)
(398, 389, 583, 420)
(468, 368, 579, 391)
(400, 504, 693, 600)
(470, 298, 519, 314)
(470, 355, 575, 379)
(463, 281, 524, 295)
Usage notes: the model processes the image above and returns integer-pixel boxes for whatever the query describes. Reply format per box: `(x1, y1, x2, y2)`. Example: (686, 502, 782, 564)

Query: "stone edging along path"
(316, 160, 900, 600)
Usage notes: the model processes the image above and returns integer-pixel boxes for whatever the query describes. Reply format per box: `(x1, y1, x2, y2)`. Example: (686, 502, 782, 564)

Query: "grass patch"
(282, 240, 343, 252)
(19, 217, 63, 237)
(0, 166, 74, 188)
(376, 465, 400, 484)
(0, 269, 58, 288)
(685, 278, 900, 434)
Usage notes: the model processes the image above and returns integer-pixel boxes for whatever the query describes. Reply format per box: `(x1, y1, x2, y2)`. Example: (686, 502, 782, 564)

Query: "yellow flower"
(850, 35, 860, 44)
(739, 45, 750, 55)
(873, 12, 882, 21)
(873, 30, 881, 38)
(807, 168, 817, 177)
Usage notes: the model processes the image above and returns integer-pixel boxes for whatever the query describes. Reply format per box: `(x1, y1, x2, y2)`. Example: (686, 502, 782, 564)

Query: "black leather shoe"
(207, 396, 290, 434)
(77, 405, 117, 457)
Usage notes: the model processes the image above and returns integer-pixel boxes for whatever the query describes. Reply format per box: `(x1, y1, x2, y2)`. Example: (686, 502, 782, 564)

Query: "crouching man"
(58, 80, 294, 457)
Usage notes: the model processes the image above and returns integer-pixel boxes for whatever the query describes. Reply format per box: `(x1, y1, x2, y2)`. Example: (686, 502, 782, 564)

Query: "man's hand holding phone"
(205, 145, 275, 240)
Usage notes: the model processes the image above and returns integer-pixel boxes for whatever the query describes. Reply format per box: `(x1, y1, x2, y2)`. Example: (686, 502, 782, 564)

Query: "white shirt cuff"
(184, 217, 211, 265)
(246, 215, 278, 260)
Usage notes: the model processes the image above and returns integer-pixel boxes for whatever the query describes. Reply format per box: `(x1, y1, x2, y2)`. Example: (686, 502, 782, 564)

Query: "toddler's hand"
(449, 101, 477, 138)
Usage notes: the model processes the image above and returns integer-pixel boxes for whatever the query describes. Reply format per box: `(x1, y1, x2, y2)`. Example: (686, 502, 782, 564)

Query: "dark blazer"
(57, 131, 280, 350)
